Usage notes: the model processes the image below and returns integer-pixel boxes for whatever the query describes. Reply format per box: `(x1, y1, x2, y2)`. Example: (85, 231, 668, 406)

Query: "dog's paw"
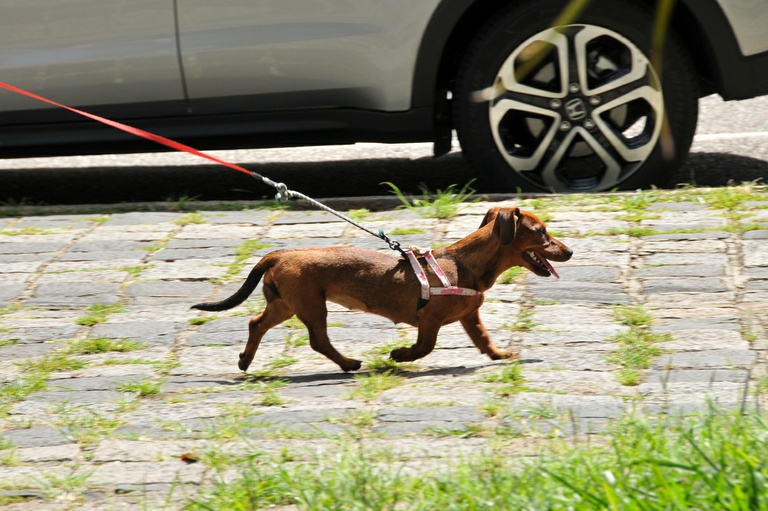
(238, 352, 252, 371)
(340, 359, 362, 372)
(389, 347, 414, 362)
(490, 349, 520, 361)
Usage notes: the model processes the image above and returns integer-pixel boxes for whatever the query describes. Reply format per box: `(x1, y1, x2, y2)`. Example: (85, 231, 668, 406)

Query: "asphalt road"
(0, 94, 766, 206)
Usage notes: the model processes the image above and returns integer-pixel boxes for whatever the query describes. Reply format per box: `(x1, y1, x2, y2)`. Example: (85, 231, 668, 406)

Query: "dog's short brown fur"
(193, 207, 572, 372)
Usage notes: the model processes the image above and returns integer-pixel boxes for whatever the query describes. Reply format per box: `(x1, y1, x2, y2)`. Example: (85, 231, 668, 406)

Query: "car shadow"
(0, 150, 764, 206)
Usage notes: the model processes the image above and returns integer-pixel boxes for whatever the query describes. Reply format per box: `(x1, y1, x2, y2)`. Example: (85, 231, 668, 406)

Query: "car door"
(176, 0, 440, 114)
(0, 0, 185, 122)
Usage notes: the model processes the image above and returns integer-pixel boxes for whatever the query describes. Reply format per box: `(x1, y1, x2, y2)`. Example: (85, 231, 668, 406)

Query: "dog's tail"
(192, 258, 271, 312)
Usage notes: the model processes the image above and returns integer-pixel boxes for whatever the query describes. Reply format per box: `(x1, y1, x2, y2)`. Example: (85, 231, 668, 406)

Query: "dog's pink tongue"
(537, 252, 560, 279)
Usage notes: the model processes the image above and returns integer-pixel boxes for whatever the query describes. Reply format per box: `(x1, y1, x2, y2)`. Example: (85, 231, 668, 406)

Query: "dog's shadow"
(234, 358, 543, 386)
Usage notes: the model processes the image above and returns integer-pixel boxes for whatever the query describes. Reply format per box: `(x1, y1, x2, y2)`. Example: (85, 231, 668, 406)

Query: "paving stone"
(641, 253, 728, 266)
(90, 320, 183, 346)
(250, 408, 355, 425)
(639, 239, 727, 254)
(0, 342, 56, 360)
(507, 393, 626, 418)
(91, 440, 206, 463)
(373, 421, 465, 436)
(152, 247, 236, 260)
(0, 241, 67, 254)
(645, 369, 749, 384)
(125, 281, 215, 305)
(523, 327, 623, 347)
(161, 377, 242, 393)
(659, 330, 749, 351)
(502, 417, 611, 436)
(16, 444, 81, 462)
(1, 427, 73, 448)
(28, 282, 120, 306)
(26, 389, 130, 405)
(654, 349, 757, 369)
(521, 347, 617, 371)
(742, 240, 768, 266)
(104, 212, 182, 226)
(636, 264, 724, 278)
(550, 265, 620, 282)
(46, 375, 139, 392)
(377, 406, 485, 424)
(525, 280, 629, 304)
(743, 230, 768, 239)
(59, 251, 146, 262)
(0, 284, 26, 302)
(204, 210, 273, 225)
(89, 461, 205, 486)
(273, 211, 349, 225)
(642, 277, 727, 294)
(2, 324, 81, 343)
(652, 317, 741, 331)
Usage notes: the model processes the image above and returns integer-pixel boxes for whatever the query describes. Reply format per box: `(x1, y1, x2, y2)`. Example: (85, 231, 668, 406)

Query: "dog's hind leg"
(238, 299, 294, 372)
(295, 303, 362, 372)
(460, 309, 519, 360)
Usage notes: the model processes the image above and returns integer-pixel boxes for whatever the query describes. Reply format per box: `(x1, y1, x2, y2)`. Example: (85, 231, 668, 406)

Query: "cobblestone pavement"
(1, 189, 767, 509)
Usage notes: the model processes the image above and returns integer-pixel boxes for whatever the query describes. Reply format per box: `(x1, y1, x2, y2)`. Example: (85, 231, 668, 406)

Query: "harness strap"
(405, 248, 479, 305)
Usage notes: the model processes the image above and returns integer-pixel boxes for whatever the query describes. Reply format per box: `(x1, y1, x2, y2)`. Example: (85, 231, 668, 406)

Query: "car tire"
(453, 0, 699, 193)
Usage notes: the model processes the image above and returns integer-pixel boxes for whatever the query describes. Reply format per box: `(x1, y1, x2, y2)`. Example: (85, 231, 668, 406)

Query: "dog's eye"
(538, 227, 547, 237)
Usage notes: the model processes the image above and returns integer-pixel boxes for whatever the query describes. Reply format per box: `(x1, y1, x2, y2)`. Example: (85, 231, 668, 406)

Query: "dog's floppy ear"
(493, 207, 520, 245)
(479, 207, 500, 229)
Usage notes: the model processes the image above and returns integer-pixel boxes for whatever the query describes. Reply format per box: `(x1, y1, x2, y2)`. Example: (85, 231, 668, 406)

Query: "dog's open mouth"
(524, 249, 560, 279)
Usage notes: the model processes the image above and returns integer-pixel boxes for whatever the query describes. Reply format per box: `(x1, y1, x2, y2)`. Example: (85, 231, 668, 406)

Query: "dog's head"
(480, 207, 572, 278)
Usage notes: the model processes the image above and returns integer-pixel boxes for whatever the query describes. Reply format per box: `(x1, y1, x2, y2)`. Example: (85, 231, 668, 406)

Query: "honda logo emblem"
(565, 98, 587, 121)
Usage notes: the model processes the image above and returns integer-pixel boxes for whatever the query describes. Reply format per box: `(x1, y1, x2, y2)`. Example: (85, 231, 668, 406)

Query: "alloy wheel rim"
(488, 24, 664, 192)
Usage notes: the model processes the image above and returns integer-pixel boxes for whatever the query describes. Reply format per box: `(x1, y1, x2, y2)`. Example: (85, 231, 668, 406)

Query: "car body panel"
(716, 0, 768, 56)
(177, 0, 441, 112)
(0, 0, 184, 118)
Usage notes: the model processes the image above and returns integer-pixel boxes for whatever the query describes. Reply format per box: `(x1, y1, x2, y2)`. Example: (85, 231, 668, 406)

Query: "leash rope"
(0, 80, 407, 257)
(250, 170, 407, 257)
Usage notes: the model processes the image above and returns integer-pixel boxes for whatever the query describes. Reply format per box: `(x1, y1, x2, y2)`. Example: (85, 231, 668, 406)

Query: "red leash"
(0, 80, 409, 256)
(0, 81, 254, 178)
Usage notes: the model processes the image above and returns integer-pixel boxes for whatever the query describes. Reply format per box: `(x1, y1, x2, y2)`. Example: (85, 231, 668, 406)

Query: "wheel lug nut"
(568, 82, 580, 94)
(559, 120, 572, 131)
(589, 95, 601, 106)
(584, 119, 596, 130)
(549, 99, 562, 109)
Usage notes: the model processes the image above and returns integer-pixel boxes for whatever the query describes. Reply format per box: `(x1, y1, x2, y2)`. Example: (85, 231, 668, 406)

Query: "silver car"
(1, 0, 767, 193)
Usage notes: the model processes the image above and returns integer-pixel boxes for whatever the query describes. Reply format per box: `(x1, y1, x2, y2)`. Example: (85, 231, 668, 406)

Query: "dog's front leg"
(460, 309, 519, 361)
(389, 319, 441, 362)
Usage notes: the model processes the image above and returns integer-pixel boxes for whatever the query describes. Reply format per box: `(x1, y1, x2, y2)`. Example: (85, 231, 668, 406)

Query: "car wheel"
(454, 0, 699, 193)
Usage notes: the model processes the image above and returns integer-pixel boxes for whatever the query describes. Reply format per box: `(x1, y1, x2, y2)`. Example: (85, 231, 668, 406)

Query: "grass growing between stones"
(75, 303, 125, 326)
(117, 377, 164, 397)
(607, 305, 671, 386)
(185, 408, 768, 511)
(52, 404, 124, 447)
(348, 371, 405, 402)
(66, 337, 146, 355)
(481, 362, 528, 396)
(382, 180, 480, 219)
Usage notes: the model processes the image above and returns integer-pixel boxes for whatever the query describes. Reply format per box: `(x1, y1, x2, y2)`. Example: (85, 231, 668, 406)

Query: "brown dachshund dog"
(193, 207, 572, 372)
